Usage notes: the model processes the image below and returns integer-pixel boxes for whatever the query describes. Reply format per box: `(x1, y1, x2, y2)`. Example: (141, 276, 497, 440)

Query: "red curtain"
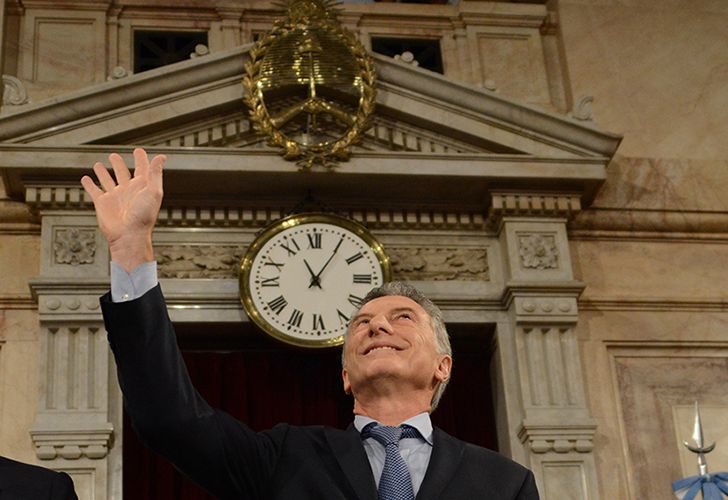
(123, 338, 496, 499)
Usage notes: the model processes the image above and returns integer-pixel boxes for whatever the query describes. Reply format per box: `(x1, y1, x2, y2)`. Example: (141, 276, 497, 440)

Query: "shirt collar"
(354, 412, 433, 445)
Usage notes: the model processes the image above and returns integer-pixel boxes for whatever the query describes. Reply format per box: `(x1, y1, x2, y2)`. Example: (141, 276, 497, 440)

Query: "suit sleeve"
(101, 284, 283, 499)
(516, 470, 540, 500)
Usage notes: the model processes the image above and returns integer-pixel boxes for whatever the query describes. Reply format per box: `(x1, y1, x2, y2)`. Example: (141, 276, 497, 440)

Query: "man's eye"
(395, 313, 412, 320)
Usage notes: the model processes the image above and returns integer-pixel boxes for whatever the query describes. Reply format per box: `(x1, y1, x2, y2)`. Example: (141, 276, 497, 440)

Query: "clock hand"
(304, 258, 322, 289)
(312, 237, 344, 286)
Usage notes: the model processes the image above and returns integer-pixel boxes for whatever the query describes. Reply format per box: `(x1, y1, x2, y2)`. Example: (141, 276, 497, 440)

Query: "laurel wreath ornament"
(243, 1, 377, 171)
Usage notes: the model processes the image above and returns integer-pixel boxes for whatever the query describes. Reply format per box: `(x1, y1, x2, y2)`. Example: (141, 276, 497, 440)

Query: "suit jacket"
(102, 285, 539, 500)
(0, 456, 78, 500)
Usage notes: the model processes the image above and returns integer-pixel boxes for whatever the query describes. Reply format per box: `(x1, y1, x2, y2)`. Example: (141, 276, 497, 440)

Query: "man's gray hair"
(342, 281, 452, 412)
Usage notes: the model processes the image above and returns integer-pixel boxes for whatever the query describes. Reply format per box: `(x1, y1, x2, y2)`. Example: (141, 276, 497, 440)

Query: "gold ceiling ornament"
(243, 0, 377, 171)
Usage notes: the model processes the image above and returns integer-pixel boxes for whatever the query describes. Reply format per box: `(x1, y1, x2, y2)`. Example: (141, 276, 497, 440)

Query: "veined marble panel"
(559, 1, 728, 159)
(609, 348, 728, 499)
(589, 157, 728, 213)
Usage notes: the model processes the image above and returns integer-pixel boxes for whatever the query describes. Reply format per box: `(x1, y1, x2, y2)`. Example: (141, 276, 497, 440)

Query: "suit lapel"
(325, 424, 378, 500)
(415, 427, 465, 500)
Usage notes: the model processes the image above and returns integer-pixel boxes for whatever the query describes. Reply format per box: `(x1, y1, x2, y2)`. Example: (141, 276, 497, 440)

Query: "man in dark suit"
(0, 456, 78, 500)
(82, 148, 539, 499)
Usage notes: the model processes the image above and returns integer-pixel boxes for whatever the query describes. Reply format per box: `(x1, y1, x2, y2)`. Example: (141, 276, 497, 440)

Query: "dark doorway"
(122, 323, 496, 499)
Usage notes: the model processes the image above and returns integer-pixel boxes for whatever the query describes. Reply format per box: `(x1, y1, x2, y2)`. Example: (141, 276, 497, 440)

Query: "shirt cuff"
(110, 261, 158, 303)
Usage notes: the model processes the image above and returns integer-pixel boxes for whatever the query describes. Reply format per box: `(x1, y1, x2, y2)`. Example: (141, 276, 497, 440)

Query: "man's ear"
(342, 368, 351, 395)
(434, 355, 452, 384)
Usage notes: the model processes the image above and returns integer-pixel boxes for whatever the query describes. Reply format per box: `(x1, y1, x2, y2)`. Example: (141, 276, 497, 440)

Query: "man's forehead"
(357, 295, 427, 315)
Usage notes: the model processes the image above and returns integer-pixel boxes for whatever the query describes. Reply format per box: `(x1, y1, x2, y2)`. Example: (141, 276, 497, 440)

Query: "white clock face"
(241, 215, 389, 347)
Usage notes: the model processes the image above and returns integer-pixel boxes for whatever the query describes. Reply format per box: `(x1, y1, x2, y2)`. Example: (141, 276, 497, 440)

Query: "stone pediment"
(0, 43, 621, 210)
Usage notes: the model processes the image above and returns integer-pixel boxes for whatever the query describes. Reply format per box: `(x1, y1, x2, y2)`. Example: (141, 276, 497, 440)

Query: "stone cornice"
(2, 147, 607, 211)
(487, 191, 582, 227)
(571, 207, 728, 235)
(579, 297, 728, 312)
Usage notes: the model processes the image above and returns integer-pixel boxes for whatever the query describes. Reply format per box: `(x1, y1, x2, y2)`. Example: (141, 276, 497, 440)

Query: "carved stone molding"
(571, 95, 594, 122)
(488, 192, 581, 226)
(156, 245, 490, 281)
(26, 186, 92, 209)
(518, 422, 597, 454)
(24, 187, 487, 231)
(2, 75, 30, 106)
(38, 294, 102, 316)
(513, 296, 577, 319)
(31, 427, 113, 460)
(107, 66, 129, 80)
(140, 112, 495, 154)
(53, 228, 96, 265)
(518, 233, 558, 270)
(157, 245, 244, 279)
(389, 247, 489, 281)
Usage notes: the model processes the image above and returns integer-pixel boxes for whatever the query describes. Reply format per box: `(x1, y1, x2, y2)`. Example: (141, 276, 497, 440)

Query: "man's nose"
(368, 314, 393, 336)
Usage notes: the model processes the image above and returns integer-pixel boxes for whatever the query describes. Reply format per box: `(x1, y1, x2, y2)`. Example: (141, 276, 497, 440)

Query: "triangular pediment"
(0, 44, 619, 158)
(0, 44, 621, 209)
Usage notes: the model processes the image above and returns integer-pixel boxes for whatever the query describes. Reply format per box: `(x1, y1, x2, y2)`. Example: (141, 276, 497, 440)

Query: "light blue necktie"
(362, 423, 420, 500)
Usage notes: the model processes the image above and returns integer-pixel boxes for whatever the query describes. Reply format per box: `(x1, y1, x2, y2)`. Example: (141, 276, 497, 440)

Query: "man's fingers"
(132, 148, 150, 179)
(80, 175, 104, 201)
(109, 153, 131, 185)
(148, 154, 166, 193)
(92, 162, 117, 192)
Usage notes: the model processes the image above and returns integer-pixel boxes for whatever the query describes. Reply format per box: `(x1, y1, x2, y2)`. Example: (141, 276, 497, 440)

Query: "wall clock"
(240, 213, 391, 347)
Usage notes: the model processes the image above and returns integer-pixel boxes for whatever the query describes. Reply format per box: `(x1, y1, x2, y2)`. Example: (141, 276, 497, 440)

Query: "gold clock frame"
(239, 212, 392, 348)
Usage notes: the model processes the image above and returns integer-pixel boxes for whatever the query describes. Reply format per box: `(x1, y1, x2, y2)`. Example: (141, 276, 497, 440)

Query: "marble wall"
(559, 0, 728, 160)
(559, 3, 728, 494)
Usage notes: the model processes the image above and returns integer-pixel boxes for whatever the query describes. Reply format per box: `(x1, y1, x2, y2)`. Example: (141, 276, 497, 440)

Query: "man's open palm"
(81, 148, 165, 270)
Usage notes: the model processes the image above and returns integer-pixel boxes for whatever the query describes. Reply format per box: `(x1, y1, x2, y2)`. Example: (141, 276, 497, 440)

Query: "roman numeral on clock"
(353, 274, 372, 284)
(348, 294, 364, 308)
(264, 257, 284, 271)
(345, 252, 364, 265)
(280, 238, 301, 257)
(307, 232, 322, 249)
(337, 309, 349, 324)
(287, 309, 303, 328)
(267, 295, 288, 315)
(261, 276, 279, 287)
(312, 313, 325, 330)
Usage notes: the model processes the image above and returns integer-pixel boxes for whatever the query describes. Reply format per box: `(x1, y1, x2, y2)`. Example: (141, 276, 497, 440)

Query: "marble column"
(27, 188, 122, 500)
(489, 191, 599, 500)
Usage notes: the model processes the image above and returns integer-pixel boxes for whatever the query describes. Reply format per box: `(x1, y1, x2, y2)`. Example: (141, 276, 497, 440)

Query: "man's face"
(341, 295, 451, 403)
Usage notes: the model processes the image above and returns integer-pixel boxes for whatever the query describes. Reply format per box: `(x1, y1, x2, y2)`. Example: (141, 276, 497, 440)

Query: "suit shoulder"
(434, 428, 531, 475)
(0, 456, 77, 497)
(463, 441, 530, 473)
(0, 455, 62, 478)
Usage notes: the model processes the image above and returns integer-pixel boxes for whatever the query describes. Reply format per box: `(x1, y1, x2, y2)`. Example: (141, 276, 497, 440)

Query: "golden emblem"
(244, 0, 376, 170)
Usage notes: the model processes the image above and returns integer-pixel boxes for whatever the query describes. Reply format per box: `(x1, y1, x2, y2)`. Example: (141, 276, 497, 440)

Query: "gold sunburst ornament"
(244, 0, 377, 171)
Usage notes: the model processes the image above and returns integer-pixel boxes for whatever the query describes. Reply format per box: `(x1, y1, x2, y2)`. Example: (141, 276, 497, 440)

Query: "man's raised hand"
(80, 148, 166, 272)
